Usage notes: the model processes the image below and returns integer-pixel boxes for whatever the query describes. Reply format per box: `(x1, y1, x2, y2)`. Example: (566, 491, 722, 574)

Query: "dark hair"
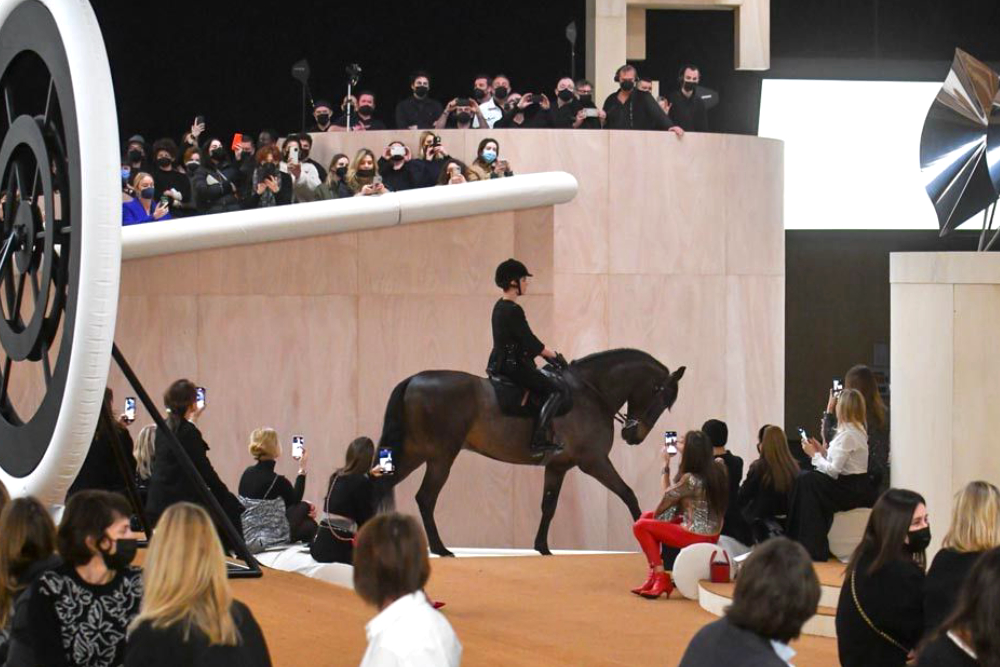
(701, 419, 728, 448)
(847, 488, 927, 576)
(151, 138, 178, 161)
(678, 431, 728, 518)
(477, 137, 499, 157)
(57, 490, 132, 567)
(436, 158, 470, 186)
(473, 72, 490, 84)
(182, 146, 201, 166)
(164, 379, 197, 432)
(492, 73, 510, 85)
(935, 547, 1000, 667)
(95, 387, 127, 446)
(204, 137, 228, 163)
(0, 497, 57, 626)
(575, 79, 593, 89)
(357, 90, 376, 102)
(0, 479, 9, 516)
(845, 364, 887, 429)
(726, 537, 820, 642)
(410, 70, 430, 86)
(678, 64, 700, 80)
(336, 437, 375, 480)
(353, 513, 430, 608)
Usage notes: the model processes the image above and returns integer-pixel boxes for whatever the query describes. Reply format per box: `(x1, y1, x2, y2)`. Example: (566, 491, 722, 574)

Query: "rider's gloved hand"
(553, 353, 569, 369)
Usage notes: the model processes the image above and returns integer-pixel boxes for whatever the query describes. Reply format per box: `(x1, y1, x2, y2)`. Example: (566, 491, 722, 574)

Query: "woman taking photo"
(315, 153, 352, 200)
(824, 364, 890, 491)
(310, 437, 386, 564)
(66, 388, 137, 500)
(121, 172, 171, 225)
(788, 388, 875, 561)
(924, 481, 1000, 632)
(245, 145, 292, 209)
(469, 138, 514, 181)
(346, 149, 386, 196)
(631, 430, 728, 599)
(125, 503, 271, 667)
(738, 425, 800, 544)
(836, 488, 929, 667)
(238, 428, 317, 547)
(191, 138, 240, 214)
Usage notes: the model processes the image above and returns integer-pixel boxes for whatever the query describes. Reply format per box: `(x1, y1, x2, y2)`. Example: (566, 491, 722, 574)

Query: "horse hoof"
(433, 548, 455, 558)
(535, 545, 552, 556)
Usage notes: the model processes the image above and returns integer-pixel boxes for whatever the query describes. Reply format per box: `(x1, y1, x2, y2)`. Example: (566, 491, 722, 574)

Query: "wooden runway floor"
(233, 553, 839, 667)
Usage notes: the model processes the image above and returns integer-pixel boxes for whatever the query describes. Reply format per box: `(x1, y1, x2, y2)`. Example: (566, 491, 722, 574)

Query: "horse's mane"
(571, 348, 669, 373)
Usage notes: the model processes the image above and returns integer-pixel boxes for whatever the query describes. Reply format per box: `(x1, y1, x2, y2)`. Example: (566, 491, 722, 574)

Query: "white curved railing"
(121, 171, 578, 260)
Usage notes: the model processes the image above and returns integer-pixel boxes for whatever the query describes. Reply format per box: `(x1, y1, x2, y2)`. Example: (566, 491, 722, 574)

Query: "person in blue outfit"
(122, 172, 171, 226)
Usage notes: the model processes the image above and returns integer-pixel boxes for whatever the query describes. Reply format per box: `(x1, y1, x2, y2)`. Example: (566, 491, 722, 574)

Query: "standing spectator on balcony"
(316, 154, 353, 200)
(282, 136, 321, 203)
(481, 74, 512, 128)
(192, 139, 241, 214)
(496, 92, 552, 129)
(122, 173, 171, 226)
(395, 71, 443, 130)
(308, 99, 335, 132)
(296, 134, 326, 183)
(603, 65, 683, 135)
(638, 77, 654, 93)
(181, 146, 202, 185)
(347, 149, 387, 196)
(245, 145, 292, 209)
(471, 74, 499, 128)
(234, 134, 257, 202)
(548, 77, 591, 129)
(575, 79, 605, 129)
(150, 139, 194, 218)
(332, 92, 387, 132)
(123, 134, 150, 178)
(667, 64, 709, 132)
(435, 97, 487, 130)
(377, 141, 422, 192)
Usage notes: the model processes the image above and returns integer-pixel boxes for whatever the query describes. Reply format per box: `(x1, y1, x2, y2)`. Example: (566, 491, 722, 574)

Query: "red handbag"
(709, 549, 731, 583)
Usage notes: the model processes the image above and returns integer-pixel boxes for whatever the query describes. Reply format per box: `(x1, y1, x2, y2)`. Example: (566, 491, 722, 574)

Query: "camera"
(432, 135, 442, 147)
(345, 63, 362, 82)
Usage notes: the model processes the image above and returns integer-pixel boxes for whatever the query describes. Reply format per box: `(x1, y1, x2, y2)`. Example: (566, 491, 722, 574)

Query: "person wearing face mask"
(332, 92, 387, 132)
(347, 149, 387, 196)
(245, 144, 292, 209)
(574, 79, 605, 129)
(471, 73, 501, 128)
(122, 172, 171, 226)
(123, 134, 150, 176)
(281, 136, 321, 203)
(602, 65, 683, 135)
(395, 71, 443, 130)
(192, 138, 241, 214)
(308, 100, 335, 132)
(180, 147, 203, 213)
(296, 134, 326, 183)
(22, 490, 142, 667)
(150, 138, 193, 218)
(470, 138, 513, 181)
(667, 65, 709, 132)
(316, 153, 353, 200)
(495, 90, 553, 129)
(435, 96, 488, 130)
(548, 77, 591, 129)
(478, 74, 511, 129)
(836, 489, 929, 667)
(377, 141, 421, 192)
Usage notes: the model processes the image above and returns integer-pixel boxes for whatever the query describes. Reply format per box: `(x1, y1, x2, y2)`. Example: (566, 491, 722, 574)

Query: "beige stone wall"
(104, 129, 782, 551)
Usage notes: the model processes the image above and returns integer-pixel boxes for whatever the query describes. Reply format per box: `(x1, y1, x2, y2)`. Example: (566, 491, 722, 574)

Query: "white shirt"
(280, 161, 321, 202)
(812, 423, 868, 479)
(361, 592, 462, 667)
(476, 98, 503, 128)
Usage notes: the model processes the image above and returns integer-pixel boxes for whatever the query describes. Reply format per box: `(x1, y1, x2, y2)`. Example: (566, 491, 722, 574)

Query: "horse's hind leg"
(416, 456, 458, 557)
(534, 463, 572, 555)
(579, 456, 641, 521)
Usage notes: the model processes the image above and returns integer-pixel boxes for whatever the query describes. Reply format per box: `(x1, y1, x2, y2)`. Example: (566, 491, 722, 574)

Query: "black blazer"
(717, 450, 752, 545)
(678, 617, 789, 667)
(145, 419, 235, 525)
(836, 553, 925, 667)
(66, 427, 136, 500)
(923, 549, 982, 633)
(916, 633, 978, 667)
(738, 461, 794, 528)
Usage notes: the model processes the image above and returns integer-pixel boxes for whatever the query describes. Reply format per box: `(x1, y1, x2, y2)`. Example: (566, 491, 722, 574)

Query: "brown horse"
(377, 348, 686, 556)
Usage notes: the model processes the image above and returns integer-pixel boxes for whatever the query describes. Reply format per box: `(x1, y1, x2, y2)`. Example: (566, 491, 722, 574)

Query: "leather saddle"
(488, 365, 573, 419)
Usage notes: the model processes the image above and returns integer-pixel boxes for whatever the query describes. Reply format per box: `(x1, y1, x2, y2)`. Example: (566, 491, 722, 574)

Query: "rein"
(566, 366, 666, 430)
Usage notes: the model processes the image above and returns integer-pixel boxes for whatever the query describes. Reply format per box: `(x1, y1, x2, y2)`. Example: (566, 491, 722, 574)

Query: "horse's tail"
(375, 376, 413, 511)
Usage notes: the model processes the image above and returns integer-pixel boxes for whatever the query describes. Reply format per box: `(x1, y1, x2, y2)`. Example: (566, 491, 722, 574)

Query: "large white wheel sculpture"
(0, 0, 120, 504)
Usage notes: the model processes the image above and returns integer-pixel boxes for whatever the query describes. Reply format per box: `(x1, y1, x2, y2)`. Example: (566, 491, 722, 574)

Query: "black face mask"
(493, 86, 509, 100)
(357, 167, 375, 177)
(414, 86, 429, 98)
(579, 94, 593, 105)
(185, 161, 200, 172)
(100, 538, 138, 571)
(905, 526, 931, 553)
(155, 156, 172, 169)
(683, 80, 697, 93)
(358, 105, 374, 117)
(455, 112, 472, 125)
(299, 147, 311, 160)
(620, 80, 635, 92)
(210, 147, 226, 161)
(557, 89, 575, 102)
(472, 88, 487, 101)
(259, 162, 278, 179)
(315, 112, 331, 125)
(127, 149, 143, 163)
(335, 166, 348, 178)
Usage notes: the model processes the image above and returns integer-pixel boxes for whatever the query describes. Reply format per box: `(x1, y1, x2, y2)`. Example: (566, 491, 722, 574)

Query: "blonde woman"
(133, 424, 156, 507)
(346, 149, 385, 196)
(125, 503, 272, 667)
(237, 428, 317, 545)
(788, 388, 876, 560)
(923, 481, 1000, 632)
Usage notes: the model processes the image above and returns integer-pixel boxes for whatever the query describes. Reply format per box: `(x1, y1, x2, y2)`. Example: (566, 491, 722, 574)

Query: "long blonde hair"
(758, 426, 800, 494)
(836, 388, 867, 432)
(346, 148, 376, 192)
(130, 503, 238, 645)
(134, 425, 156, 480)
(943, 481, 1000, 553)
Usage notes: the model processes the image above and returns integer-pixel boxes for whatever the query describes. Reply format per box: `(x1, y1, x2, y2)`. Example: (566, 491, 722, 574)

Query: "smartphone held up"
(292, 435, 305, 460)
(196, 386, 206, 410)
(663, 430, 678, 455)
(378, 448, 395, 475)
(124, 397, 136, 424)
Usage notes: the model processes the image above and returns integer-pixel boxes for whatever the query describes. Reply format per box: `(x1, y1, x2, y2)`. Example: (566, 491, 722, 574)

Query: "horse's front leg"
(579, 455, 641, 521)
(534, 462, 573, 555)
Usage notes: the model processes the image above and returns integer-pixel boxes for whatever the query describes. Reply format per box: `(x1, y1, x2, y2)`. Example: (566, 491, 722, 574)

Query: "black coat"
(678, 617, 789, 667)
(836, 553, 925, 667)
(377, 158, 423, 192)
(602, 89, 675, 131)
(192, 161, 241, 214)
(924, 549, 982, 634)
(737, 460, 795, 539)
(916, 633, 978, 667)
(66, 427, 136, 500)
(667, 89, 709, 131)
(717, 450, 752, 545)
(125, 600, 271, 667)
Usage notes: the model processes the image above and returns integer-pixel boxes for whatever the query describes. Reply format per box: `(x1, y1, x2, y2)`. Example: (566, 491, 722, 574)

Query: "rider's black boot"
(530, 392, 564, 455)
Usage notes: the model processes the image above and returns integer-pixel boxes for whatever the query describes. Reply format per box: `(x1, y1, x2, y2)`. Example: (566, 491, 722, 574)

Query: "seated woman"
(23, 491, 142, 667)
(66, 388, 136, 500)
(125, 503, 272, 667)
(788, 387, 875, 561)
(836, 489, 929, 667)
(468, 138, 514, 181)
(245, 144, 292, 209)
(924, 480, 1000, 633)
(133, 424, 156, 508)
(315, 153, 353, 200)
(122, 172, 171, 225)
(238, 428, 317, 547)
(310, 437, 386, 564)
(145, 380, 244, 547)
(631, 430, 729, 599)
(823, 364, 890, 492)
(916, 546, 1000, 667)
(436, 158, 476, 185)
(738, 425, 800, 544)
(0, 497, 59, 664)
(346, 149, 387, 196)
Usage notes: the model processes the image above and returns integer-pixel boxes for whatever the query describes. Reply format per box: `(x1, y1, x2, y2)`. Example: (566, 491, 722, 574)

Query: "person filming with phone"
(246, 144, 291, 209)
(122, 172, 171, 226)
(310, 437, 390, 564)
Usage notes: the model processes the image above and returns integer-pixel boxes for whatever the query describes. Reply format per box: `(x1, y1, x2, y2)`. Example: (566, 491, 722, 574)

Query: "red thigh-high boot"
(640, 571, 675, 599)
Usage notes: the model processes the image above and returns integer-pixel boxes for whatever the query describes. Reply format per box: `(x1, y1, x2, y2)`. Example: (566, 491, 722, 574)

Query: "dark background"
(90, 0, 1000, 437)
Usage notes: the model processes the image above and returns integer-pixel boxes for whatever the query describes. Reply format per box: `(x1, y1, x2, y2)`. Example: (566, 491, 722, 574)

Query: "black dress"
(238, 460, 316, 542)
(836, 553, 925, 667)
(125, 600, 271, 667)
(923, 549, 982, 633)
(486, 298, 557, 399)
(916, 633, 978, 667)
(66, 427, 137, 500)
(310, 473, 379, 564)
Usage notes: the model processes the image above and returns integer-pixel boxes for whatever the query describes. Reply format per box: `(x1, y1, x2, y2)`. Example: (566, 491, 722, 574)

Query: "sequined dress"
(655, 473, 722, 535)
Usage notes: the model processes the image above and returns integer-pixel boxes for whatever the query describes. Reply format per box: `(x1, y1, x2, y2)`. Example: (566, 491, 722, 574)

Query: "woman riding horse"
(486, 259, 564, 455)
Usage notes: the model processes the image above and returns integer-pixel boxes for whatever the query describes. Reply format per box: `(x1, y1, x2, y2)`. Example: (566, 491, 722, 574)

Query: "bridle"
(570, 368, 669, 433)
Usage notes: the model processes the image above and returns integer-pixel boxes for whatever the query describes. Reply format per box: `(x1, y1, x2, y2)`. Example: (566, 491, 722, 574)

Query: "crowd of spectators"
(117, 65, 711, 225)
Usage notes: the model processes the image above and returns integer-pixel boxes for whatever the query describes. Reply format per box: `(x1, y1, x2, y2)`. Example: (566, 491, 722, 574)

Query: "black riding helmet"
(495, 258, 533, 291)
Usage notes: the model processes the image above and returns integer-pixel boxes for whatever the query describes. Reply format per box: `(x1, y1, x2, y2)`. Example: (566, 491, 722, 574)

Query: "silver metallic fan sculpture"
(920, 49, 1000, 249)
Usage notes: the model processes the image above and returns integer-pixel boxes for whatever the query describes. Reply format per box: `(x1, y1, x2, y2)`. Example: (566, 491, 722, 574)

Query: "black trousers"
(286, 502, 318, 543)
(787, 472, 873, 561)
(502, 363, 560, 401)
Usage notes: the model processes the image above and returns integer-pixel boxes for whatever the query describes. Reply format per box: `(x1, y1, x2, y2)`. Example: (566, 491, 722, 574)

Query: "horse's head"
(620, 366, 686, 445)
